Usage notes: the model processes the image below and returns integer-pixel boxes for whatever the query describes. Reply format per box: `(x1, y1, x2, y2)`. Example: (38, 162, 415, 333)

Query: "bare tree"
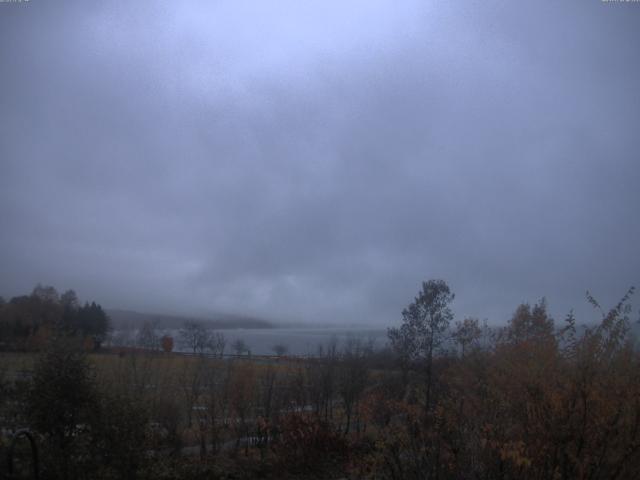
(452, 317, 482, 357)
(338, 337, 371, 434)
(178, 356, 207, 431)
(202, 360, 230, 454)
(255, 365, 281, 457)
(136, 320, 159, 350)
(179, 321, 226, 358)
(307, 338, 339, 421)
(232, 338, 248, 356)
(388, 279, 454, 411)
(208, 331, 226, 357)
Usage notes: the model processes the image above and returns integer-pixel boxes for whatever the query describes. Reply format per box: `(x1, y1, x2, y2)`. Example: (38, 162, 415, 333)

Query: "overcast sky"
(1, 0, 639, 326)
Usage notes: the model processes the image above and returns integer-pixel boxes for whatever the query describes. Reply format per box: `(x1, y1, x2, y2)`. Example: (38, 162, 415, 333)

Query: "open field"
(1, 350, 301, 391)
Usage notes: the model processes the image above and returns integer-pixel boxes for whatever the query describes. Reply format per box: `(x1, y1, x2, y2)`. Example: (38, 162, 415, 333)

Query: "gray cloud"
(1, 0, 639, 325)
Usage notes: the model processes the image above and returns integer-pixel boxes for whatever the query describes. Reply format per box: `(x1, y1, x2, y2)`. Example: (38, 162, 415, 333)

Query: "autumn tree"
(502, 299, 555, 346)
(388, 279, 454, 410)
(31, 284, 60, 303)
(161, 334, 174, 353)
(0, 285, 109, 350)
(452, 317, 482, 357)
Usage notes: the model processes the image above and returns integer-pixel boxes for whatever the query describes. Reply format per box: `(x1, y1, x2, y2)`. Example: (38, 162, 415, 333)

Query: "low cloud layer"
(1, 1, 639, 325)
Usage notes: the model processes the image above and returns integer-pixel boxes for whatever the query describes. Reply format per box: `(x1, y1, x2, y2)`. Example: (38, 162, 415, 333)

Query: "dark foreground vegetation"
(1, 281, 639, 479)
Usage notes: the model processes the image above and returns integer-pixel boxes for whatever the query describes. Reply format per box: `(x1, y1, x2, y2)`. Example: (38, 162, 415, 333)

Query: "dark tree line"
(0, 284, 110, 351)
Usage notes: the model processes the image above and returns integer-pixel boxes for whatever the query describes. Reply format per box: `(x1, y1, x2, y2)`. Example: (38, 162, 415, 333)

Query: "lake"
(114, 327, 389, 356)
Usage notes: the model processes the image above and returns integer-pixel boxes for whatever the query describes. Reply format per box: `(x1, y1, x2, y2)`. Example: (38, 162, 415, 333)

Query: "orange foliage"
(161, 335, 174, 353)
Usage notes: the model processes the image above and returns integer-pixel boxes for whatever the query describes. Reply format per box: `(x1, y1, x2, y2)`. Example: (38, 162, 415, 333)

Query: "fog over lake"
(116, 327, 388, 356)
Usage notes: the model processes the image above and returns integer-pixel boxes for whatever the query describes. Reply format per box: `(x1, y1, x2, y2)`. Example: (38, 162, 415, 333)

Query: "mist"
(1, 0, 639, 325)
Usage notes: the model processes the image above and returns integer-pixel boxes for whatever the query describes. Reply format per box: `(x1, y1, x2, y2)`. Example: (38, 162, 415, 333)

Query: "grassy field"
(0, 352, 36, 382)
(1, 350, 290, 376)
